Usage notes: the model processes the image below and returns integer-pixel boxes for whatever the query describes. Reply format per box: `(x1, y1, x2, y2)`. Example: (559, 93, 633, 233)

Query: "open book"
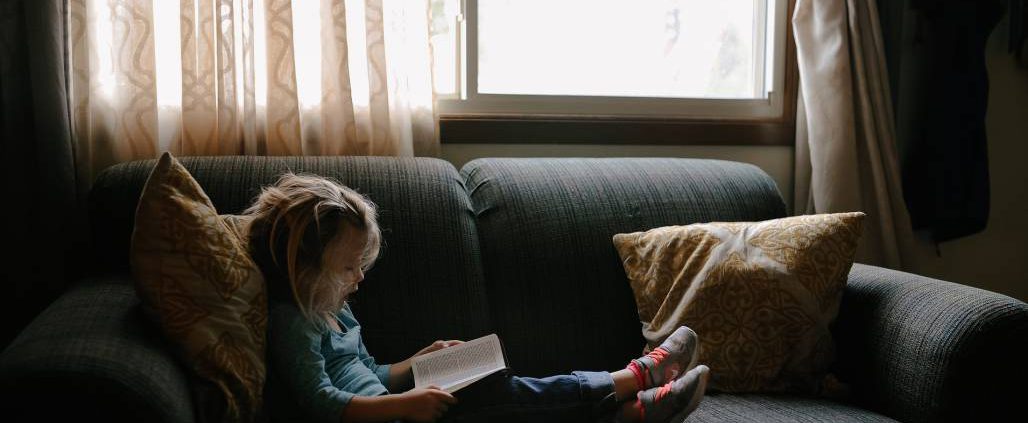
(411, 333, 509, 393)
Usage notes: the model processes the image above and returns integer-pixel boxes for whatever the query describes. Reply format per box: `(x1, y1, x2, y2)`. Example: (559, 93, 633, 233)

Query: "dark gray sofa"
(1, 156, 1025, 422)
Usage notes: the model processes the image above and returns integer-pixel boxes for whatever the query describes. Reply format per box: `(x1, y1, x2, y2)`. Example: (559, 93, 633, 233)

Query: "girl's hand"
(414, 340, 464, 357)
(398, 385, 458, 422)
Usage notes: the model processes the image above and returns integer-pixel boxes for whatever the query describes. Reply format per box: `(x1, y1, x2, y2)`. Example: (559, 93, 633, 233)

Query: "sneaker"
(627, 326, 699, 390)
(635, 365, 710, 423)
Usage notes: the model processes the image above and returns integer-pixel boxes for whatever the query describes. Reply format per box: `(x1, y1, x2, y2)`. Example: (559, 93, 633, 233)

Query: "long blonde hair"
(243, 172, 381, 330)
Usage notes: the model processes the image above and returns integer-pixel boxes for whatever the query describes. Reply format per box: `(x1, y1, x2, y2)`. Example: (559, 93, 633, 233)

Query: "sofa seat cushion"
(687, 393, 898, 422)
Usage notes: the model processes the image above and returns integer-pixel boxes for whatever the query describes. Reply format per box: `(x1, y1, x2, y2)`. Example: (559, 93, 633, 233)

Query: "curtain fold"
(68, 0, 439, 194)
(792, 0, 915, 269)
(1, 0, 84, 348)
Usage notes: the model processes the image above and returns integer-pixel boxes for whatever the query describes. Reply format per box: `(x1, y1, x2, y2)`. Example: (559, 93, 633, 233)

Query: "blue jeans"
(435, 369, 622, 423)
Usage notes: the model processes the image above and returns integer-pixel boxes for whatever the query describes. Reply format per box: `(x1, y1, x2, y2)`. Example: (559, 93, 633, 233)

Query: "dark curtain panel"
(1011, 0, 1027, 65)
(878, 0, 908, 118)
(0, 0, 87, 349)
(882, 0, 1004, 244)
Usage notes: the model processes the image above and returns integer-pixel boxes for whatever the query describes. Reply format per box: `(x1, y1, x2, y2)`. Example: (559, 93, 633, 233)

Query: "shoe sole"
(671, 328, 700, 381)
(669, 366, 709, 423)
(648, 327, 700, 386)
(685, 331, 699, 373)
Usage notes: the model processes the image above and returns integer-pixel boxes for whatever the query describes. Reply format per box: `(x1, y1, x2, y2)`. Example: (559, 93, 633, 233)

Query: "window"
(430, 0, 797, 145)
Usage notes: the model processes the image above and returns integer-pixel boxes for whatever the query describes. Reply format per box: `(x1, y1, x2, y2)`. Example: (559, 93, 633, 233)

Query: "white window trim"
(438, 0, 790, 120)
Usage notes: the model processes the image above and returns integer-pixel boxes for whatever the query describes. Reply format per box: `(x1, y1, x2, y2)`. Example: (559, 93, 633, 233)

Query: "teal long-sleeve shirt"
(267, 301, 392, 423)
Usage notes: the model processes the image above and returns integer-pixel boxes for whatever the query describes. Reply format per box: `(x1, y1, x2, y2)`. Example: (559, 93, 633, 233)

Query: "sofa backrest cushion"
(89, 156, 491, 363)
(460, 158, 787, 377)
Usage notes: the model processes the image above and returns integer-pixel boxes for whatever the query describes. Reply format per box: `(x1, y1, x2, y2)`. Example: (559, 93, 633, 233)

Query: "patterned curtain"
(68, 0, 437, 195)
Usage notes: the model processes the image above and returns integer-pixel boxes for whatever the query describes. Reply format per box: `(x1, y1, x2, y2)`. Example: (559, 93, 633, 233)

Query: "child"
(243, 172, 710, 423)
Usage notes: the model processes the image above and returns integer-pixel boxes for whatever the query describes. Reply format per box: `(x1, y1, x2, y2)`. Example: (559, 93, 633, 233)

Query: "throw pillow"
(613, 212, 864, 394)
(130, 151, 267, 422)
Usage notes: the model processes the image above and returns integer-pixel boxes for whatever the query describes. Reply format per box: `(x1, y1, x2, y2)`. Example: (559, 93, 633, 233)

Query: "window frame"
(438, 0, 798, 146)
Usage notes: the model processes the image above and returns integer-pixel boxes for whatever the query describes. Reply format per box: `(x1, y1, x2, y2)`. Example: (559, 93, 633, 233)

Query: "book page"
(411, 333, 507, 393)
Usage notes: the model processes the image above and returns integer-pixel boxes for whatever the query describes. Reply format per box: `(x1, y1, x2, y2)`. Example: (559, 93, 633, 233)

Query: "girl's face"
(323, 227, 368, 296)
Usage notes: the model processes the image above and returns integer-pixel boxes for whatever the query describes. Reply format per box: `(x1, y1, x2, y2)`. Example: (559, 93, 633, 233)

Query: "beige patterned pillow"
(130, 151, 266, 422)
(613, 212, 864, 394)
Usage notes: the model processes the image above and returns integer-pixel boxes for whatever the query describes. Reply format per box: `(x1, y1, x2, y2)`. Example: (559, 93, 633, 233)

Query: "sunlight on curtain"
(153, 0, 181, 152)
(293, 0, 321, 110)
(342, 0, 371, 111)
(68, 0, 438, 188)
(254, 0, 268, 110)
(87, 0, 115, 102)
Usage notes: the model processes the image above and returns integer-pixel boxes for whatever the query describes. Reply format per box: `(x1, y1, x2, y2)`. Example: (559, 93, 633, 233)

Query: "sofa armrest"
(833, 263, 1028, 423)
(0, 275, 195, 423)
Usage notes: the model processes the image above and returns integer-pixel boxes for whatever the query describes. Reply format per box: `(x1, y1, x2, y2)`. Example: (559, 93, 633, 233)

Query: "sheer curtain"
(68, 0, 437, 194)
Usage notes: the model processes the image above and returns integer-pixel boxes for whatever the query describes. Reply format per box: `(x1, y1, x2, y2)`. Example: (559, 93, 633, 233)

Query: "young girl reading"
(244, 172, 710, 423)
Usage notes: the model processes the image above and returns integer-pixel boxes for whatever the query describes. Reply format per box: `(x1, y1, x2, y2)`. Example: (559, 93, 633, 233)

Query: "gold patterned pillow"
(130, 151, 266, 422)
(613, 212, 864, 394)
